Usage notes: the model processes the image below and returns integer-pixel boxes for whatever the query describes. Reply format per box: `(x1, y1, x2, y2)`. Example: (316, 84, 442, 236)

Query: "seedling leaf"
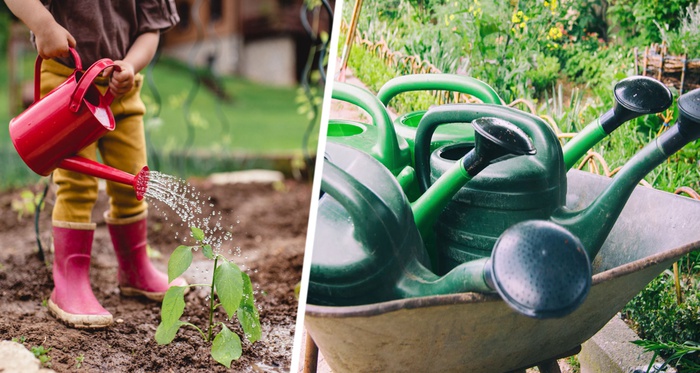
(202, 244, 214, 260)
(160, 286, 187, 326)
(168, 245, 192, 283)
(155, 320, 185, 345)
(237, 272, 261, 343)
(211, 325, 242, 368)
(191, 226, 205, 242)
(214, 260, 243, 319)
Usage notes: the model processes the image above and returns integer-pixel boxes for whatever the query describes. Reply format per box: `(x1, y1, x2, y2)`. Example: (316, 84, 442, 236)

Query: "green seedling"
(30, 345, 51, 367)
(155, 226, 261, 368)
(75, 353, 85, 369)
(10, 190, 44, 221)
(11, 336, 26, 344)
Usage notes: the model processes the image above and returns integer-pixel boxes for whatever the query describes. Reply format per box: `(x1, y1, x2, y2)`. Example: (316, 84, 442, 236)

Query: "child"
(5, 0, 186, 329)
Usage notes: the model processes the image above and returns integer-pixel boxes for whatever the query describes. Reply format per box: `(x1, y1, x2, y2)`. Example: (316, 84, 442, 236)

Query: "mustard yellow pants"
(41, 59, 148, 223)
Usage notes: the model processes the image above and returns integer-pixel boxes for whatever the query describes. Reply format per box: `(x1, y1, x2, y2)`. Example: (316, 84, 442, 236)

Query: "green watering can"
(562, 75, 673, 169)
(310, 118, 593, 319)
(417, 88, 700, 274)
(376, 73, 503, 156)
(327, 82, 417, 198)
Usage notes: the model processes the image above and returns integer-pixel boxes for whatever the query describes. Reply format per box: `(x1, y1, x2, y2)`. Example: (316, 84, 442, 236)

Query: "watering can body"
(8, 49, 149, 199)
(420, 88, 700, 274)
(327, 82, 418, 199)
(309, 142, 434, 306)
(415, 104, 565, 273)
(377, 74, 504, 157)
(310, 142, 591, 319)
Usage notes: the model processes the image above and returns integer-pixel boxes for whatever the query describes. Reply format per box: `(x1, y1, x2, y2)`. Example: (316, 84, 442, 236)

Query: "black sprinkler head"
(614, 76, 673, 115)
(463, 117, 536, 176)
(473, 117, 536, 156)
(600, 76, 672, 134)
(486, 220, 592, 319)
(678, 88, 700, 126)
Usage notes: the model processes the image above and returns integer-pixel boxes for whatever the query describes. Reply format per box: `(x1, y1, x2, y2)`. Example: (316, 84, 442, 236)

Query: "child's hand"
(107, 61, 135, 98)
(34, 21, 76, 60)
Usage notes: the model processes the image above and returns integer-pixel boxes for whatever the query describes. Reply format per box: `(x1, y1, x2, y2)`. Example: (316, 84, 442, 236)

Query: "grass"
(141, 58, 315, 154)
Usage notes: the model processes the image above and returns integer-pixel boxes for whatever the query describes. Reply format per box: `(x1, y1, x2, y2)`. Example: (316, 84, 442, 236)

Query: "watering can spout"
(412, 117, 535, 240)
(58, 156, 149, 200)
(555, 87, 700, 259)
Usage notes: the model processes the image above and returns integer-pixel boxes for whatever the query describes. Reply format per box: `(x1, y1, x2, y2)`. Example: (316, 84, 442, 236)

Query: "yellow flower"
(512, 10, 521, 23)
(548, 26, 562, 40)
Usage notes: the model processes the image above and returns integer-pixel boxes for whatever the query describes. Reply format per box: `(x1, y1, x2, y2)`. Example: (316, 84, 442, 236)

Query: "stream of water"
(144, 170, 235, 253)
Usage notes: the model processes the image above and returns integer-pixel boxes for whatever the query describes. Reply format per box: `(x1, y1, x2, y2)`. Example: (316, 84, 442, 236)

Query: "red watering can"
(9, 48, 149, 200)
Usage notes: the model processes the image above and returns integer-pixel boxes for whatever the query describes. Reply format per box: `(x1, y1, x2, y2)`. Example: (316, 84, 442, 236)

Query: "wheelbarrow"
(304, 168, 700, 372)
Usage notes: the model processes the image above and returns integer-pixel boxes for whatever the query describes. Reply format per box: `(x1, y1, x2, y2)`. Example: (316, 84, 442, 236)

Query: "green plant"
(526, 53, 560, 96)
(634, 340, 700, 372)
(623, 272, 700, 367)
(566, 355, 581, 372)
(30, 345, 51, 367)
(75, 353, 85, 369)
(607, 0, 695, 45)
(657, 3, 700, 58)
(10, 189, 44, 221)
(155, 227, 261, 368)
(11, 336, 26, 344)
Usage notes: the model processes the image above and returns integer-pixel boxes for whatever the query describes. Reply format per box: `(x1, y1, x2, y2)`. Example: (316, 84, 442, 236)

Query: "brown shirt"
(41, 0, 179, 68)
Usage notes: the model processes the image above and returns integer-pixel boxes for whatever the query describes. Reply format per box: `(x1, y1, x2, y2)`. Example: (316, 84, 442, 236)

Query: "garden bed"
(0, 176, 311, 372)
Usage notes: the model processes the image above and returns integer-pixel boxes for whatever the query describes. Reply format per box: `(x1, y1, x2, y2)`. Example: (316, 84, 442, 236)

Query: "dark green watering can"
(562, 75, 673, 169)
(376, 74, 503, 157)
(417, 88, 700, 274)
(327, 82, 417, 198)
(310, 118, 592, 319)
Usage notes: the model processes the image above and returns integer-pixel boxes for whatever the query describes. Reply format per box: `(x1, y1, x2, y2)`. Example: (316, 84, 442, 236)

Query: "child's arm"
(108, 31, 160, 97)
(4, 0, 76, 59)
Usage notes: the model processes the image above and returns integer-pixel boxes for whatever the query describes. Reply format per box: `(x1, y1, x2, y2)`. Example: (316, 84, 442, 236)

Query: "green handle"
(377, 73, 503, 106)
(414, 104, 561, 193)
(332, 82, 402, 171)
(562, 118, 607, 169)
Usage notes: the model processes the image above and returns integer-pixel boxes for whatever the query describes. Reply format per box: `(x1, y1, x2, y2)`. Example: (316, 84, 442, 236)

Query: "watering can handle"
(33, 48, 83, 103)
(414, 104, 557, 193)
(331, 82, 402, 170)
(376, 74, 503, 106)
(69, 58, 121, 112)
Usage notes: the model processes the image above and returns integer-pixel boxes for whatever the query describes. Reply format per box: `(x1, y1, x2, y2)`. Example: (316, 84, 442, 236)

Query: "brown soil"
(0, 177, 311, 372)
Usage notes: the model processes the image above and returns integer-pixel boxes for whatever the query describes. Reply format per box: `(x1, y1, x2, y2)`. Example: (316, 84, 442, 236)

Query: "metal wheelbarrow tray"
(305, 169, 700, 372)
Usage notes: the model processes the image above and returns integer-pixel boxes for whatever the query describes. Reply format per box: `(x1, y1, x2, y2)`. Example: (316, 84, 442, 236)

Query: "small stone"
(0, 340, 55, 373)
(116, 318, 124, 323)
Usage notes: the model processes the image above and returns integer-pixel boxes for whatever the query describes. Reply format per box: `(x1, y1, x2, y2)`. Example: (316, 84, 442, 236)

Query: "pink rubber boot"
(105, 210, 187, 301)
(48, 221, 113, 329)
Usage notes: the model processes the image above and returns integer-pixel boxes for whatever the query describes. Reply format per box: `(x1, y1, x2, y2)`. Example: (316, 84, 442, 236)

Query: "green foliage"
(623, 273, 700, 368)
(607, 0, 695, 45)
(526, 53, 561, 96)
(156, 226, 260, 368)
(30, 345, 51, 367)
(74, 353, 85, 369)
(10, 189, 44, 221)
(633, 340, 700, 372)
(210, 325, 242, 368)
(658, 3, 700, 58)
